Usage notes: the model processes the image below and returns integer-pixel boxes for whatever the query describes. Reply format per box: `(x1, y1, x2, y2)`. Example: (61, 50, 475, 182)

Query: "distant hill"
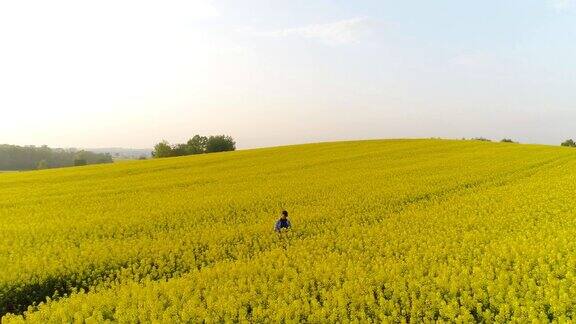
(85, 148, 152, 159)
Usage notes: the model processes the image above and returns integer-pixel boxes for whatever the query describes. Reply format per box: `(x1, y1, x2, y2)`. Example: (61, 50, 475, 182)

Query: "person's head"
(281, 210, 288, 219)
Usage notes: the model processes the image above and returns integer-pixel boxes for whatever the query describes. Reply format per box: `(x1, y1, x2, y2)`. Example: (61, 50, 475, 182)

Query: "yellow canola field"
(1, 139, 576, 322)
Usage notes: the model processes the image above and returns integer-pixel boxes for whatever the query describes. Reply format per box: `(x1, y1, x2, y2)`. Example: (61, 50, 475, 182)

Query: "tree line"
(469, 138, 576, 147)
(0, 145, 113, 171)
(561, 139, 576, 147)
(152, 135, 236, 158)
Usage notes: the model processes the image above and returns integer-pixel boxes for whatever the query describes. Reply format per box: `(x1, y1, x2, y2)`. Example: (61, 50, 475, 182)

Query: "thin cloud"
(450, 52, 498, 68)
(252, 17, 372, 45)
(550, 0, 574, 11)
(447, 51, 519, 80)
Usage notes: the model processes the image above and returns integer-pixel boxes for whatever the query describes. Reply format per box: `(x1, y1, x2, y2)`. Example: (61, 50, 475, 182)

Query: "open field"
(2, 139, 576, 322)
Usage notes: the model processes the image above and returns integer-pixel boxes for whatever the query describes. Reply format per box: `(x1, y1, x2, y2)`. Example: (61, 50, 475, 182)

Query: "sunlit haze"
(1, 0, 575, 149)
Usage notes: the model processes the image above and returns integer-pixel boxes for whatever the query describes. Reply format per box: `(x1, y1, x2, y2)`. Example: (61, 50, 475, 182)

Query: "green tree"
(561, 139, 576, 147)
(206, 135, 236, 153)
(74, 151, 88, 166)
(152, 135, 236, 159)
(37, 159, 48, 170)
(0, 145, 111, 170)
(186, 135, 208, 154)
(96, 154, 113, 164)
(500, 139, 515, 143)
(152, 141, 174, 158)
(171, 143, 189, 157)
(74, 158, 87, 166)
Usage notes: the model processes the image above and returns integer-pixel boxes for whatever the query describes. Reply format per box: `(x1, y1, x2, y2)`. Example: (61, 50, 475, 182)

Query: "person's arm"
(274, 220, 280, 232)
(287, 219, 291, 228)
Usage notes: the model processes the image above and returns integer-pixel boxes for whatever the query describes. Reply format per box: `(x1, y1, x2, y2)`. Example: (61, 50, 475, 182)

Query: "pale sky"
(1, 0, 575, 149)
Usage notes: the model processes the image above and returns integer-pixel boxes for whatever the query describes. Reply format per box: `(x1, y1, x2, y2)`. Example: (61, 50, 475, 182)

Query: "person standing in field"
(275, 210, 291, 232)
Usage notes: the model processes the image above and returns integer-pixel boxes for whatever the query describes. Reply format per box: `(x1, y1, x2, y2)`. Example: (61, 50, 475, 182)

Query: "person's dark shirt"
(275, 218, 291, 231)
